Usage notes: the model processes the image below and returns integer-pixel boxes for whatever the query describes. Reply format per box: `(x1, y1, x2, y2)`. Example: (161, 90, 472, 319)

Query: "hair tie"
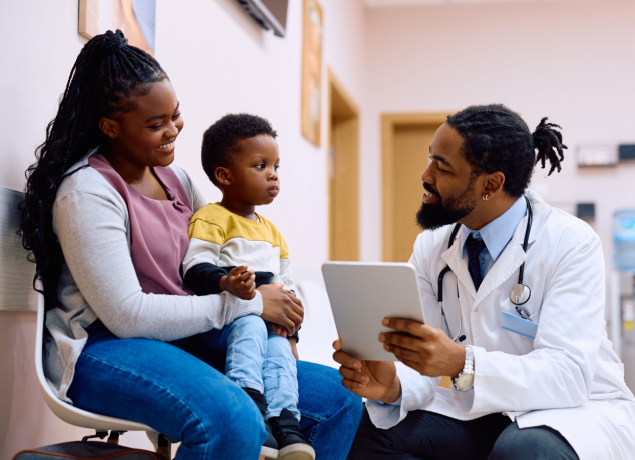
(97, 30, 128, 60)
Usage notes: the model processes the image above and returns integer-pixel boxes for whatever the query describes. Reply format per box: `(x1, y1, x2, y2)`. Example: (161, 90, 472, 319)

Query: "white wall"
(361, 0, 635, 267)
(0, 0, 366, 457)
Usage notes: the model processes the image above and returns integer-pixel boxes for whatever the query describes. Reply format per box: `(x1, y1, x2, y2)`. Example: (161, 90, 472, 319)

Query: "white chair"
(34, 294, 174, 457)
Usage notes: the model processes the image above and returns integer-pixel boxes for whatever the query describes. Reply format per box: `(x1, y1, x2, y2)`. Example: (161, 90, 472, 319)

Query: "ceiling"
(363, 0, 613, 7)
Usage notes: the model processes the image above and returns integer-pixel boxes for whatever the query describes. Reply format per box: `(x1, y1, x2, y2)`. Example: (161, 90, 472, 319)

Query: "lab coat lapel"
(474, 240, 525, 306)
(441, 238, 476, 300)
(474, 190, 548, 306)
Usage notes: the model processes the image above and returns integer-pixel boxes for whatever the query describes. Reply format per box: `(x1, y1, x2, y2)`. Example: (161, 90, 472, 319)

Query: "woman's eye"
(172, 112, 181, 120)
(150, 124, 162, 130)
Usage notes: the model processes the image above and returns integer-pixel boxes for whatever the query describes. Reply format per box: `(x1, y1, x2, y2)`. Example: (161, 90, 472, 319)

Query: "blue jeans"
(198, 315, 299, 420)
(68, 321, 362, 460)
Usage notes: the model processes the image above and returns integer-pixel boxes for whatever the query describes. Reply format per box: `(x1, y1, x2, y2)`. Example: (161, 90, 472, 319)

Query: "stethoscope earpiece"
(510, 283, 531, 306)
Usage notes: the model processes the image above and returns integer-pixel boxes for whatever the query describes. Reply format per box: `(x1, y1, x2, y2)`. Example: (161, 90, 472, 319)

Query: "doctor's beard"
(416, 181, 478, 231)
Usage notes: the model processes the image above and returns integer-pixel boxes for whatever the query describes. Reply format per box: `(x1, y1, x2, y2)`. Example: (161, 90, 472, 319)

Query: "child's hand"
(220, 266, 256, 300)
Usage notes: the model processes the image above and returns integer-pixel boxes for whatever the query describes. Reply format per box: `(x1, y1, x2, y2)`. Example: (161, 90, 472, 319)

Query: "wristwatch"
(452, 345, 475, 391)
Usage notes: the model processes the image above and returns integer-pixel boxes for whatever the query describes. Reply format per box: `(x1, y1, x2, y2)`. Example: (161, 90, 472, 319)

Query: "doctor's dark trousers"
(347, 405, 579, 460)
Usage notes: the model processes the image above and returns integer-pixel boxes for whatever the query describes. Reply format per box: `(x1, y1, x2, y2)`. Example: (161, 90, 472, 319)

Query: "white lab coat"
(366, 190, 635, 460)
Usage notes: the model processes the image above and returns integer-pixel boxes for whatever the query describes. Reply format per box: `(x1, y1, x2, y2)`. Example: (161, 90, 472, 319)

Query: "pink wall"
(0, 0, 366, 457)
(361, 0, 635, 267)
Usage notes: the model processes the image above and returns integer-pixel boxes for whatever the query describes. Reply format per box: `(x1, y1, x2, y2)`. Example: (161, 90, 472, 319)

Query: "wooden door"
(382, 114, 449, 263)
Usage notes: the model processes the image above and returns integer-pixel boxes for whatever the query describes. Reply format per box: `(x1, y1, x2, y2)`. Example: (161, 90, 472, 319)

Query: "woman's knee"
(182, 383, 266, 458)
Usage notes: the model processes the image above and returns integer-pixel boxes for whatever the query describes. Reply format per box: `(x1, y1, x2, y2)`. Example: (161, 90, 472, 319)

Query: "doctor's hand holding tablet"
(327, 105, 635, 460)
(324, 262, 468, 401)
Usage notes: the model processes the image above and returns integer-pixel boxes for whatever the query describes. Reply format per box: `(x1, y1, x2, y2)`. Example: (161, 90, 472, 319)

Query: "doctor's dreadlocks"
(20, 30, 168, 313)
(446, 104, 567, 198)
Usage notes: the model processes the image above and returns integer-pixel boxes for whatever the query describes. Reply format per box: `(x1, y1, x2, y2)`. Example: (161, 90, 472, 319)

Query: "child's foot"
(244, 388, 279, 459)
(269, 409, 316, 460)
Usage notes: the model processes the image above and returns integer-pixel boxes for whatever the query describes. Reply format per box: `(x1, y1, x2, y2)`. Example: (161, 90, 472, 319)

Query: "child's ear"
(215, 167, 232, 186)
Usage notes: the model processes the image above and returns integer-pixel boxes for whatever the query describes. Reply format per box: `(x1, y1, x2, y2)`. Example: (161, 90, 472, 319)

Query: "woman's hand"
(258, 283, 304, 335)
(219, 266, 256, 300)
(332, 339, 401, 403)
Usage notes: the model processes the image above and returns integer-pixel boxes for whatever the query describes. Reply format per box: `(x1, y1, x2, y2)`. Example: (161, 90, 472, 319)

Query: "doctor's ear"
(481, 172, 506, 199)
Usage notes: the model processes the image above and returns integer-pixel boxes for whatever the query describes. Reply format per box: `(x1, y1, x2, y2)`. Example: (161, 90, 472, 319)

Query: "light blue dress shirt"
(460, 196, 528, 280)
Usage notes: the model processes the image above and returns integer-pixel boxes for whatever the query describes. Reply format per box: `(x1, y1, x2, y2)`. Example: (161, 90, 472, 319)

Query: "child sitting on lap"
(182, 114, 314, 460)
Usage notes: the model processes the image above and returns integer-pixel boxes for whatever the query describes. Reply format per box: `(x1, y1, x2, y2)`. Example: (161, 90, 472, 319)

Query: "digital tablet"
(321, 261, 425, 361)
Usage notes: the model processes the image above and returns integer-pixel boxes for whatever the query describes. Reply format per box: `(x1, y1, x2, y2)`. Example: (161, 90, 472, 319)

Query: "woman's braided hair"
(19, 30, 167, 312)
(446, 104, 567, 197)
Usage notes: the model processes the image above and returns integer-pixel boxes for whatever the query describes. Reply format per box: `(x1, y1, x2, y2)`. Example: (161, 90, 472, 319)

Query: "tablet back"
(321, 262, 424, 361)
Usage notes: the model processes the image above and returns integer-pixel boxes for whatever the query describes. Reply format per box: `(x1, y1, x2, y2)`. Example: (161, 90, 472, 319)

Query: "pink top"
(89, 153, 194, 296)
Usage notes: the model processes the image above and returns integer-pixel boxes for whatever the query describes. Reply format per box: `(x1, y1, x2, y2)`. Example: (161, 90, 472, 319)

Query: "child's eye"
(255, 164, 265, 169)
(274, 165, 280, 171)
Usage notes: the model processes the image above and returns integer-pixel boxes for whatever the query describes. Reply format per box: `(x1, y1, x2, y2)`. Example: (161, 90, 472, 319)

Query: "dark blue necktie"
(465, 233, 487, 290)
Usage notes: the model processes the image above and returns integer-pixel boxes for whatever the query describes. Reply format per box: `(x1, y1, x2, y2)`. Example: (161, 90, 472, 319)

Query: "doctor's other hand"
(380, 318, 465, 378)
(332, 339, 401, 403)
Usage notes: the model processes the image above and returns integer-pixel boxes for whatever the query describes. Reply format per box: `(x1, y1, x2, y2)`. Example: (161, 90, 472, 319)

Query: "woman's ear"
(99, 117, 119, 139)
(215, 167, 232, 186)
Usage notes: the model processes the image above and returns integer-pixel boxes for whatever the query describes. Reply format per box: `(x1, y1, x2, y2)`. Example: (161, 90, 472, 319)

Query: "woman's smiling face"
(101, 79, 183, 168)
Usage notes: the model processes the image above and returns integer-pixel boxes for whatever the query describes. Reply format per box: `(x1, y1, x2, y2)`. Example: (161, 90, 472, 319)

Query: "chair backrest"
(35, 293, 153, 432)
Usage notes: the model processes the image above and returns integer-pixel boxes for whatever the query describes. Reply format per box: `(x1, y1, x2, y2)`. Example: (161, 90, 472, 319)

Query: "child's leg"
(216, 315, 268, 392)
(263, 331, 300, 420)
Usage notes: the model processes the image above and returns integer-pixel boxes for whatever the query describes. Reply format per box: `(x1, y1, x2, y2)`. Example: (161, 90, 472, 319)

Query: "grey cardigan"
(46, 151, 263, 403)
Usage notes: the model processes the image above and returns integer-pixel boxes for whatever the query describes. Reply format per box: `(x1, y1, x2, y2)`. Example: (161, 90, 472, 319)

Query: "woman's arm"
(53, 188, 262, 341)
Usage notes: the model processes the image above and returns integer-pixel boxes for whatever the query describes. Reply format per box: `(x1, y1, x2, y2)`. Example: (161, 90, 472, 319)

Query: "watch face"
(457, 374, 474, 390)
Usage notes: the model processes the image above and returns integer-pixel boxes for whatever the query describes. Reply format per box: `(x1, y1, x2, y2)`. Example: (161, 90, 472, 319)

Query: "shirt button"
(474, 307, 478, 312)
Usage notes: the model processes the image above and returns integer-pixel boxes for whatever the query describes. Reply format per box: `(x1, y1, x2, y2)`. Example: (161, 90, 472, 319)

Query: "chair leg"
(157, 433, 172, 459)
(82, 431, 108, 442)
(107, 431, 126, 445)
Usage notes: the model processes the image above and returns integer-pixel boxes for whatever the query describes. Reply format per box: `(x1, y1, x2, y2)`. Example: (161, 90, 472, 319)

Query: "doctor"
(334, 104, 635, 460)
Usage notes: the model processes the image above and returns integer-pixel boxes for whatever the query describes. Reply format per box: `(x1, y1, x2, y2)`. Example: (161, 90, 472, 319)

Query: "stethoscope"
(437, 195, 534, 343)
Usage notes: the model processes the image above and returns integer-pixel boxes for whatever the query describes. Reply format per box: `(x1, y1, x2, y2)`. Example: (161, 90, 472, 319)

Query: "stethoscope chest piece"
(510, 283, 531, 306)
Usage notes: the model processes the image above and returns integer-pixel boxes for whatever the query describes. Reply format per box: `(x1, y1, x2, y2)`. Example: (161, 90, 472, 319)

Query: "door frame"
(328, 69, 360, 261)
(381, 113, 450, 262)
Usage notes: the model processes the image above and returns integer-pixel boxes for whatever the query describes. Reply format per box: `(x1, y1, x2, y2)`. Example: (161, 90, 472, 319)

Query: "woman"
(20, 30, 361, 460)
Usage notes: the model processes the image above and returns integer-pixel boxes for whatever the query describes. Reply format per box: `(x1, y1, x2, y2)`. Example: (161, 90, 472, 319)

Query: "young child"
(182, 114, 314, 460)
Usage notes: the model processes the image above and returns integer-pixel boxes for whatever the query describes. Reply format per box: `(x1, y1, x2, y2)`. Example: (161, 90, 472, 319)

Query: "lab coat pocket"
(501, 311, 539, 339)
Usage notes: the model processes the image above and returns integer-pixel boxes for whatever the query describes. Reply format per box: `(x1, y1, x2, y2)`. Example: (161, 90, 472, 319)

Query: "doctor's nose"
(421, 163, 434, 185)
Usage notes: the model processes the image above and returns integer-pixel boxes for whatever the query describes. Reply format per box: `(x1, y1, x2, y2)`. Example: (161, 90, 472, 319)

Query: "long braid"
(19, 30, 167, 316)
(446, 104, 567, 197)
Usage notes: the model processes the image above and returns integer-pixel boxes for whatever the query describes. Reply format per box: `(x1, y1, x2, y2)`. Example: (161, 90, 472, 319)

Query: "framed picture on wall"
(78, 0, 156, 56)
(301, 0, 323, 147)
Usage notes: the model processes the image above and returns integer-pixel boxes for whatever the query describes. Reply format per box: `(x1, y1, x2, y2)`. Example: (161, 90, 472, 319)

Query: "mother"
(20, 30, 361, 460)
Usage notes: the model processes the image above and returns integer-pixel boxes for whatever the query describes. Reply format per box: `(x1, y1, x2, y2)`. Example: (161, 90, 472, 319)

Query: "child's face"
(225, 134, 280, 206)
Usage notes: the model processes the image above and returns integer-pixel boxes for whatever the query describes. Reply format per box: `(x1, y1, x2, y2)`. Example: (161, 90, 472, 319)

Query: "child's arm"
(182, 219, 255, 300)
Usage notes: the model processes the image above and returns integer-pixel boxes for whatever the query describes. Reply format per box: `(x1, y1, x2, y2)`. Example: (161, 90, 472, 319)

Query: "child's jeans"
(197, 314, 300, 421)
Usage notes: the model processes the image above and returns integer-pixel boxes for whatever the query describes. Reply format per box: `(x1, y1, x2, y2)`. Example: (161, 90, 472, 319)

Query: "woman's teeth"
(158, 141, 175, 149)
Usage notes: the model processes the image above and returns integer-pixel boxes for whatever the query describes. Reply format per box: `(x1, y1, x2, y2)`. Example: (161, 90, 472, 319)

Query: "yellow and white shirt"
(182, 203, 293, 295)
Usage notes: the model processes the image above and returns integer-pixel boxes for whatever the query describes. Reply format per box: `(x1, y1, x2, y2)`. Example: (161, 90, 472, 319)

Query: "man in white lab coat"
(334, 104, 635, 460)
